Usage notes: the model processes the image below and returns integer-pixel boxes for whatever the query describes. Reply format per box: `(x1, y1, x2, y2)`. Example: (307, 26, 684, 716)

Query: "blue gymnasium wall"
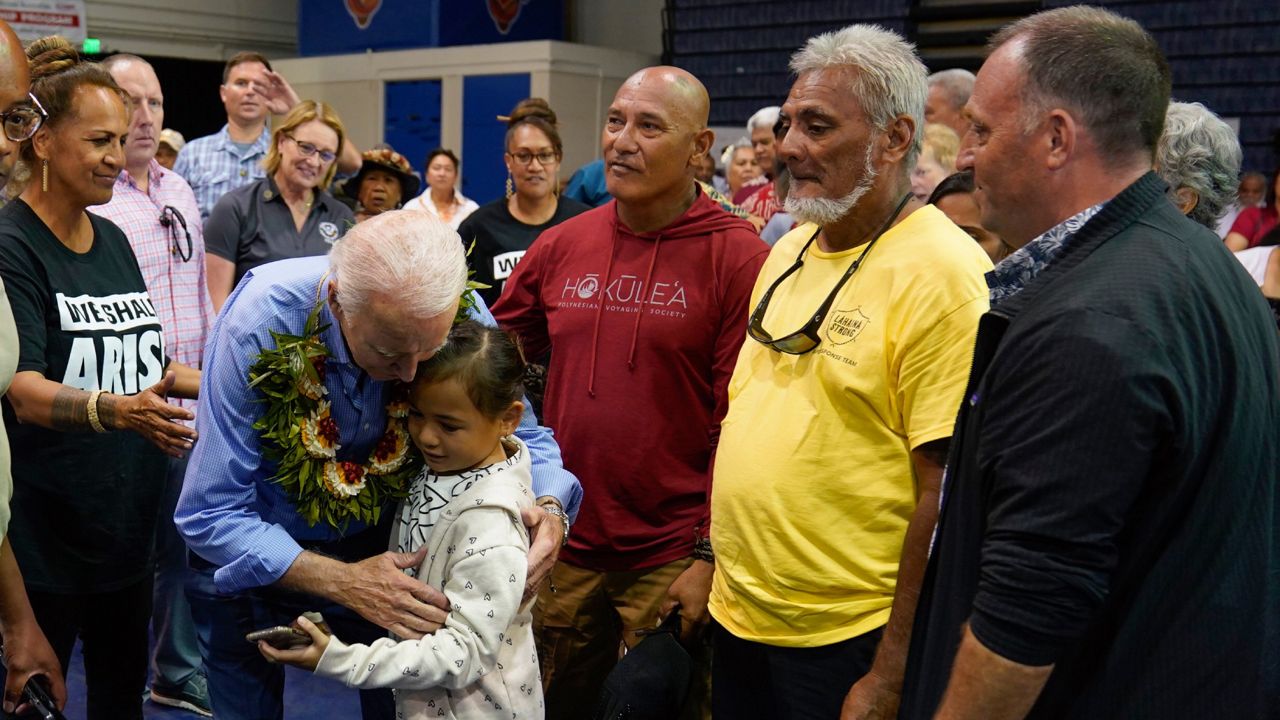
(1045, 0, 1280, 173)
(669, 0, 1279, 171)
(665, 0, 913, 126)
(462, 74, 533, 204)
(297, 0, 563, 56)
(384, 80, 443, 180)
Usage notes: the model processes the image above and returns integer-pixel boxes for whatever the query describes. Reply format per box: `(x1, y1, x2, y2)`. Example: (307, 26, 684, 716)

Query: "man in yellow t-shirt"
(705, 24, 992, 720)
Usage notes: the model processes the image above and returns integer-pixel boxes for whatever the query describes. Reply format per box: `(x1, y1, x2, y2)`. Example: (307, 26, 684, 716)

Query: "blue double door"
(384, 73, 531, 206)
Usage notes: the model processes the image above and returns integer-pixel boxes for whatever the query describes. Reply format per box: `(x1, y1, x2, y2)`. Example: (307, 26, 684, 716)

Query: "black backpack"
(590, 609, 692, 720)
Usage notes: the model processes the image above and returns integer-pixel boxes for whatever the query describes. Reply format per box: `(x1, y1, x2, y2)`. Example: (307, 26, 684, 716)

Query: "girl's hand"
(257, 616, 331, 671)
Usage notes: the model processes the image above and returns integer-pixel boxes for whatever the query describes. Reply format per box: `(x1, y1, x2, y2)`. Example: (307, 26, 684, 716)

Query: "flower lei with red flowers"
(248, 298, 420, 529)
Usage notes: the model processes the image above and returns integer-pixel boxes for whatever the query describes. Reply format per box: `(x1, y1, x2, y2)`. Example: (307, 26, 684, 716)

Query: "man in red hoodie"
(493, 66, 768, 719)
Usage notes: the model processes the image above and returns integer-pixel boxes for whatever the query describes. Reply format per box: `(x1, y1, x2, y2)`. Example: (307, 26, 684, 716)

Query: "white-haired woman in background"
(1156, 101, 1279, 317)
(723, 138, 762, 200)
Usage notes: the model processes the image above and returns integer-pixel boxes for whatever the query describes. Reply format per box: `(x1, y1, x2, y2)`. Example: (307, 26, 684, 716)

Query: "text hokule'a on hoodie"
(493, 186, 768, 572)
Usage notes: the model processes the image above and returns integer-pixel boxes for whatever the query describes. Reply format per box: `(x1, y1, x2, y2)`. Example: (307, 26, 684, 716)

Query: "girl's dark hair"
(504, 97, 562, 157)
(926, 169, 976, 206)
(19, 36, 124, 176)
(425, 147, 459, 173)
(416, 320, 527, 418)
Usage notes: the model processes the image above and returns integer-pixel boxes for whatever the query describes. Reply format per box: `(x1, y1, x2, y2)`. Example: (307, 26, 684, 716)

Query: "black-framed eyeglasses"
(747, 193, 913, 355)
(1, 93, 48, 143)
(507, 150, 557, 166)
(286, 135, 337, 164)
(159, 205, 192, 262)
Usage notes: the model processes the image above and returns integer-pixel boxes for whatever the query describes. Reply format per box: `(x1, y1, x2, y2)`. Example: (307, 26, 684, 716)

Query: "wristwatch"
(539, 501, 570, 547)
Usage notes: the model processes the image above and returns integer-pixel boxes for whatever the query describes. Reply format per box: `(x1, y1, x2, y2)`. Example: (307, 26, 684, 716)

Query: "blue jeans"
(150, 454, 203, 691)
(185, 556, 394, 720)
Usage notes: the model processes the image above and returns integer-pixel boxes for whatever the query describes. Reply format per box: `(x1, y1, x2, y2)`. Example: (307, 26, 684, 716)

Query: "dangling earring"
(505, 172, 514, 200)
(41, 159, 48, 192)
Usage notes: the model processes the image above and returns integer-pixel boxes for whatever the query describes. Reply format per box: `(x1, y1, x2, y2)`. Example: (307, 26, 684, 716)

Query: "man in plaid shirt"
(176, 52, 362, 221)
(90, 54, 215, 718)
(173, 52, 276, 221)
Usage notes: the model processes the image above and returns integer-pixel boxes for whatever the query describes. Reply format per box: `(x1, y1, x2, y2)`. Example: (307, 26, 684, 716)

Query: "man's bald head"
(0, 21, 27, 91)
(619, 66, 710, 131)
(604, 65, 716, 230)
(0, 21, 30, 190)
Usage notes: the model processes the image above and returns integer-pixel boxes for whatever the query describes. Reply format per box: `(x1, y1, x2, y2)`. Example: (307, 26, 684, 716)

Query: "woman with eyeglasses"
(0, 36, 201, 720)
(457, 98, 589, 308)
(203, 99, 353, 311)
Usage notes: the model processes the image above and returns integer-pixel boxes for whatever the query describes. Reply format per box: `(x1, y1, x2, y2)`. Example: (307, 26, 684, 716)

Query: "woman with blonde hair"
(204, 99, 354, 310)
(910, 123, 960, 201)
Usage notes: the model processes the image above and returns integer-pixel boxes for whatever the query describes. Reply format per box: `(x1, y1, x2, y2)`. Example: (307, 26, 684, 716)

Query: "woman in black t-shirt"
(457, 98, 589, 308)
(0, 37, 200, 720)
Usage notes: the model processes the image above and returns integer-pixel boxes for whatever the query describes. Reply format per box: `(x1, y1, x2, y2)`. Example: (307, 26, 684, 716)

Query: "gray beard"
(784, 143, 878, 226)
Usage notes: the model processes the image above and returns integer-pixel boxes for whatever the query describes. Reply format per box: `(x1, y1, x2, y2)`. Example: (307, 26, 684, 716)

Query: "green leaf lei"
(248, 298, 419, 530)
(247, 252, 487, 530)
(457, 239, 489, 323)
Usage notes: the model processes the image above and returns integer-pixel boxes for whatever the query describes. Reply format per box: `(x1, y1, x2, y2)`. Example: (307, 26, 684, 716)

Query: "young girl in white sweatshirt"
(263, 320, 544, 719)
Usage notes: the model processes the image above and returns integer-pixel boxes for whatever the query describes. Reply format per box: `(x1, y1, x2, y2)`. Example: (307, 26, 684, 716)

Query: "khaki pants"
(534, 557, 710, 720)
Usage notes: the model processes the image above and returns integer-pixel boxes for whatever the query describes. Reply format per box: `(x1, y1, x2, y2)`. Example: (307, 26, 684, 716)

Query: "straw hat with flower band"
(341, 147, 420, 203)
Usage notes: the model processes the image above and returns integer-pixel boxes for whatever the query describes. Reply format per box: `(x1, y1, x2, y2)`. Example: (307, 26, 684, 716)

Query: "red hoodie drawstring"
(627, 233, 663, 369)
(586, 223, 621, 397)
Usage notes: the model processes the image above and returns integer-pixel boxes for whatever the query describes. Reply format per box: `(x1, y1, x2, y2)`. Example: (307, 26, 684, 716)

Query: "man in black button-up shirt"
(898, 7, 1280, 720)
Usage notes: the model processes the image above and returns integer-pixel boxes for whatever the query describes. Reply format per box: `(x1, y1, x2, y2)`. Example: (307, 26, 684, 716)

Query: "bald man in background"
(0, 18, 67, 715)
(493, 66, 768, 719)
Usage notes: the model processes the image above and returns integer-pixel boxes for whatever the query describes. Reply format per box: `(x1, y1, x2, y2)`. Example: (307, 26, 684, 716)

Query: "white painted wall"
(85, 0, 297, 60)
(273, 41, 658, 182)
(570, 0, 665, 59)
(82, 1, 669, 179)
(86, 0, 675, 63)
(85, 0, 671, 64)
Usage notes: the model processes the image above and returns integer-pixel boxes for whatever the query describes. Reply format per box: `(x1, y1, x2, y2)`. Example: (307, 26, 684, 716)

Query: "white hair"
(747, 106, 780, 134)
(721, 136, 753, 166)
(328, 210, 468, 321)
(1156, 101, 1242, 229)
(790, 24, 929, 167)
(927, 68, 975, 110)
(785, 142, 878, 225)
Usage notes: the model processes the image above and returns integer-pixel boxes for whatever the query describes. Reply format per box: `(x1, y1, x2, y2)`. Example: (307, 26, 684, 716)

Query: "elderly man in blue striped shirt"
(176, 210, 581, 720)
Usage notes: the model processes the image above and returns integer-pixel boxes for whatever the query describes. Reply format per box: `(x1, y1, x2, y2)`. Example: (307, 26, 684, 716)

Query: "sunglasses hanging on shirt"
(159, 205, 193, 263)
(747, 193, 913, 355)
